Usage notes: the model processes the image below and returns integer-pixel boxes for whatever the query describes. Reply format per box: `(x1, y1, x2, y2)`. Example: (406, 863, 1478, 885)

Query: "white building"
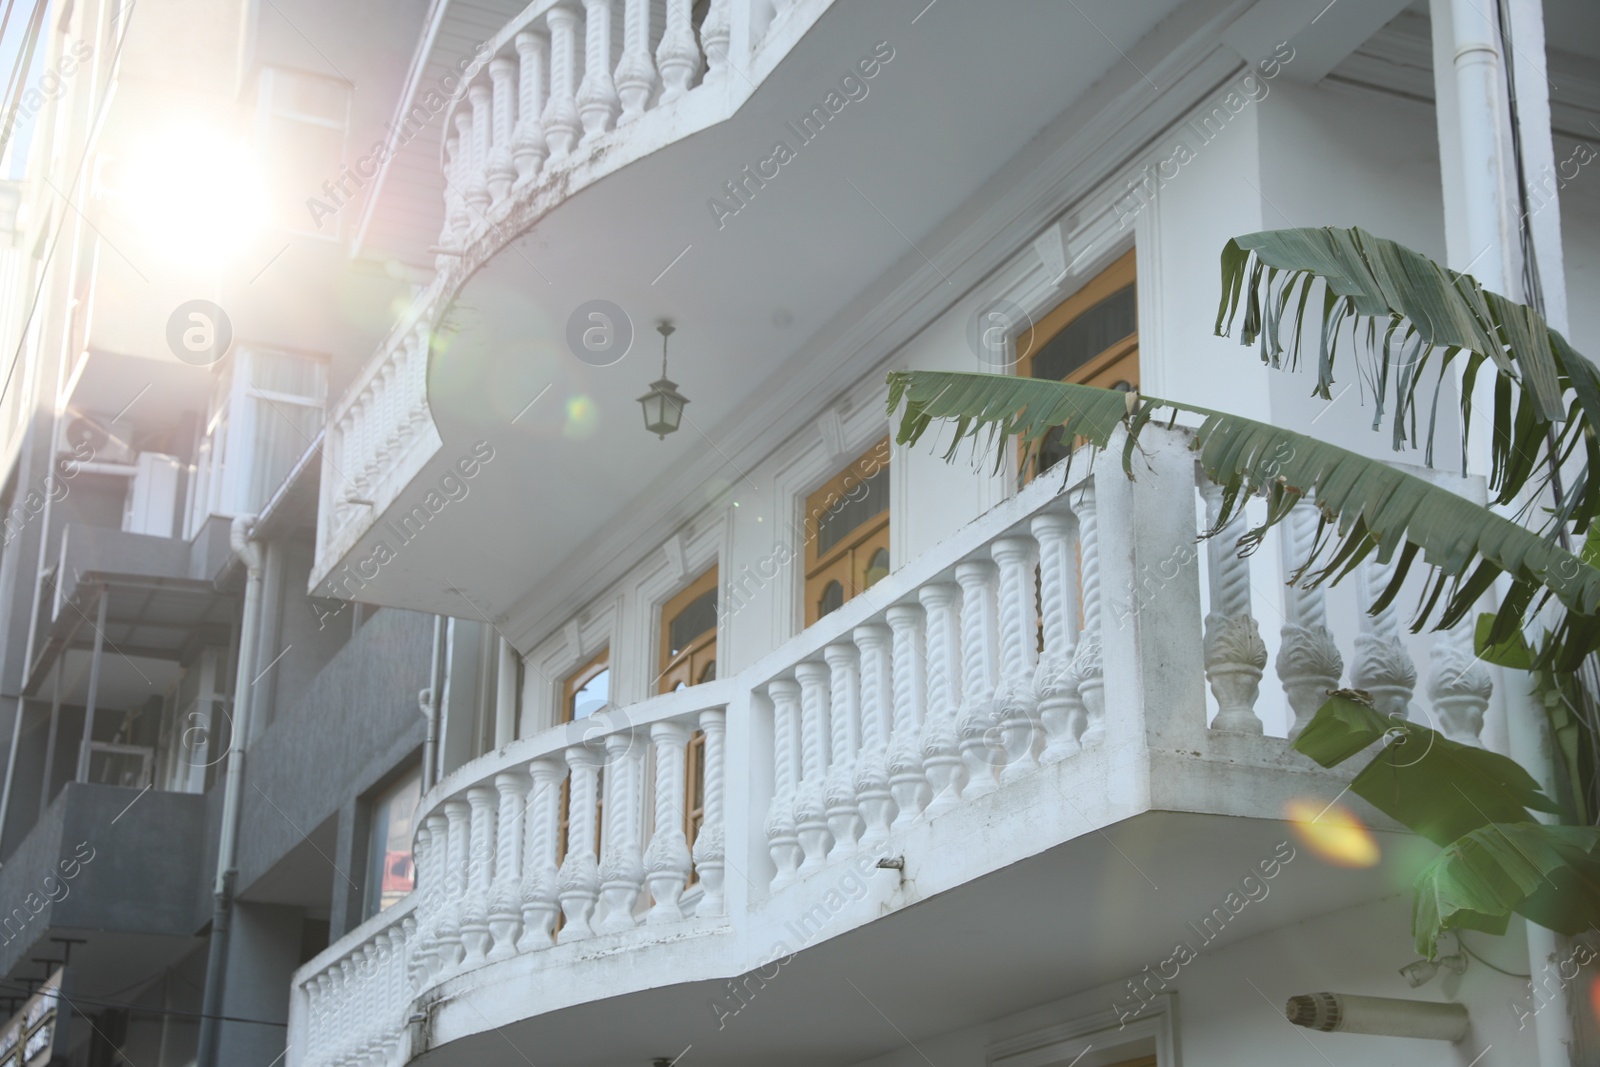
(273, 1, 1600, 1065)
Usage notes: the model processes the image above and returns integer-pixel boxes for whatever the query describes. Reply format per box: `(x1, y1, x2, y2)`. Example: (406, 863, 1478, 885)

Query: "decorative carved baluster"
(451, 112, 478, 234)
(1032, 512, 1084, 762)
(792, 661, 833, 871)
(615, 0, 658, 122)
(543, 5, 582, 161)
(577, 0, 620, 142)
(389, 345, 415, 453)
(644, 720, 693, 921)
(465, 84, 493, 212)
(1200, 481, 1267, 734)
(1427, 623, 1491, 745)
(518, 756, 565, 950)
(372, 359, 396, 467)
(329, 961, 350, 1065)
(656, 0, 701, 102)
(765, 677, 802, 889)
(918, 582, 964, 815)
(441, 130, 468, 248)
(413, 814, 444, 982)
(435, 799, 469, 974)
(459, 784, 497, 966)
(486, 56, 518, 203)
(699, 0, 732, 82)
(511, 31, 549, 188)
(851, 623, 895, 850)
(1351, 553, 1417, 721)
(557, 744, 602, 938)
(822, 643, 863, 855)
(885, 603, 930, 828)
(353, 383, 376, 495)
(1073, 484, 1108, 745)
(956, 560, 1004, 796)
(487, 769, 528, 960)
(692, 707, 728, 915)
(598, 730, 645, 931)
(306, 974, 327, 1063)
(408, 325, 431, 430)
(994, 535, 1042, 782)
(1276, 502, 1343, 739)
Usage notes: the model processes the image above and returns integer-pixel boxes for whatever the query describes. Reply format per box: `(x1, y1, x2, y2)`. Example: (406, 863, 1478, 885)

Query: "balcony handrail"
(296, 894, 418, 992)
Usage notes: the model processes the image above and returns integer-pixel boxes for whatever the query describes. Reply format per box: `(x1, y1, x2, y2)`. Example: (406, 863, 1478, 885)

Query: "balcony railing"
(288, 426, 1496, 1067)
(314, 0, 835, 586)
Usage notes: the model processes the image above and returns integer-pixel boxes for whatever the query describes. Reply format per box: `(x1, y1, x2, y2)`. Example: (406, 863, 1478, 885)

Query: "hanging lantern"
(638, 322, 689, 439)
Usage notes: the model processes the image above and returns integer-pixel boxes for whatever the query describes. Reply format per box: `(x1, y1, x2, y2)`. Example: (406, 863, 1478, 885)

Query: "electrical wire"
(1457, 929, 1533, 980)
(0, 976, 287, 1028)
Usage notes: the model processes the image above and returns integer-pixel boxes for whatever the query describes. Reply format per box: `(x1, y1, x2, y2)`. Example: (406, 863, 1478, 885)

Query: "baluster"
(390, 344, 416, 453)
(793, 661, 833, 871)
(599, 730, 645, 931)
(918, 582, 964, 815)
(459, 785, 497, 966)
(435, 800, 469, 973)
(451, 112, 478, 231)
(512, 31, 549, 186)
(441, 130, 468, 247)
(1200, 481, 1267, 734)
(852, 623, 895, 850)
(1072, 484, 1107, 744)
(578, 0, 620, 142)
(353, 383, 376, 494)
(615, 0, 658, 122)
(465, 84, 492, 212)
(558, 744, 603, 938)
(1276, 502, 1343, 739)
(487, 769, 528, 960)
(1427, 622, 1491, 745)
(371, 360, 394, 467)
(307, 975, 327, 1064)
(822, 643, 863, 856)
(700, 0, 732, 82)
(486, 56, 518, 203)
(330, 962, 351, 1066)
(390, 920, 412, 1057)
(543, 5, 582, 160)
(693, 707, 728, 915)
(518, 755, 565, 950)
(413, 814, 444, 982)
(994, 535, 1042, 782)
(1033, 512, 1085, 762)
(956, 560, 1004, 796)
(656, 0, 701, 102)
(1351, 553, 1417, 721)
(644, 720, 693, 921)
(885, 603, 930, 828)
(408, 325, 431, 429)
(765, 677, 802, 889)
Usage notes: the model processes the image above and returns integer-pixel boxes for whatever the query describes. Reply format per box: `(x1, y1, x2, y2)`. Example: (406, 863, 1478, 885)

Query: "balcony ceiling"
(336, 0, 1194, 624)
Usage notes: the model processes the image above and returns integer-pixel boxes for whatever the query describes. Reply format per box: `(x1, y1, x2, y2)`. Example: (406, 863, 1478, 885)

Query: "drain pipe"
(196, 515, 264, 1067)
(421, 615, 444, 791)
(1286, 993, 1470, 1043)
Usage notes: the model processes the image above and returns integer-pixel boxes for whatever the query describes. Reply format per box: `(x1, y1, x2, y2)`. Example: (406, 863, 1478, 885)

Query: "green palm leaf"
(1411, 821, 1600, 956)
(887, 370, 1600, 666)
(1215, 226, 1600, 531)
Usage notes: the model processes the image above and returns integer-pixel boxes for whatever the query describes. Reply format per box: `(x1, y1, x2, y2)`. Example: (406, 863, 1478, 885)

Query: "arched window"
(804, 439, 891, 625)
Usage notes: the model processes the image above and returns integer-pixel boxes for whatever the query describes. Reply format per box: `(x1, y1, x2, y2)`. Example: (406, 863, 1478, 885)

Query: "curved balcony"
(288, 426, 1501, 1067)
(313, 0, 836, 591)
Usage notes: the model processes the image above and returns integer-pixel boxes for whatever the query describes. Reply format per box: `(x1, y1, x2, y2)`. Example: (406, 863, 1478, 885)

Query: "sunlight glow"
(1285, 798, 1381, 868)
(117, 119, 267, 265)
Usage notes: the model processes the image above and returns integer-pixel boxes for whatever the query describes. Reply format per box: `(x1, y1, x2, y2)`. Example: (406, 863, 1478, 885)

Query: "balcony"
(288, 426, 1498, 1067)
(309, 0, 1206, 620)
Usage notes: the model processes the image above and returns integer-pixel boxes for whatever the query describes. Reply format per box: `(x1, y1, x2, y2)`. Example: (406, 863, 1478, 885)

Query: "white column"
(465, 83, 493, 211)
(543, 4, 582, 160)
(793, 661, 833, 871)
(852, 623, 895, 850)
(577, 0, 620, 142)
(615, 0, 658, 123)
(657, 0, 702, 102)
(512, 30, 549, 186)
(459, 784, 497, 966)
(435, 799, 470, 973)
(918, 582, 964, 815)
(1200, 482, 1266, 734)
(822, 642, 863, 856)
(517, 755, 565, 951)
(557, 744, 603, 938)
(1033, 512, 1085, 762)
(1350, 553, 1418, 722)
(885, 603, 929, 828)
(645, 720, 693, 921)
(1275, 502, 1343, 739)
(692, 707, 728, 915)
(598, 730, 645, 932)
(955, 560, 1003, 796)
(487, 769, 528, 960)
(486, 56, 519, 203)
(993, 535, 1041, 781)
(764, 678, 802, 888)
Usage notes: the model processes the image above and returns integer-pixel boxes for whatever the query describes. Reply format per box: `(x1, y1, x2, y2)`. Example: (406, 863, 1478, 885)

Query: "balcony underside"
(316, 0, 1190, 619)
(414, 746, 1424, 1067)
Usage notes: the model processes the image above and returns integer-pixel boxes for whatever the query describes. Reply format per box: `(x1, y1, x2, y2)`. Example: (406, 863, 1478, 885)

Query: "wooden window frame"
(1016, 249, 1138, 481)
(658, 567, 718, 695)
(803, 438, 891, 627)
(561, 647, 609, 724)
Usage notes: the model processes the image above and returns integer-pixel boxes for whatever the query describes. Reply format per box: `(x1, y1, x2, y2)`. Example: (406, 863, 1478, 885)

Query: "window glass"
(364, 765, 421, 919)
(564, 649, 609, 722)
(804, 439, 890, 626)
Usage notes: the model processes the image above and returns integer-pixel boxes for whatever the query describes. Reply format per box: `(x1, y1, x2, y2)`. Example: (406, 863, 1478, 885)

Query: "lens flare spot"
(563, 394, 598, 438)
(1285, 798, 1380, 868)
